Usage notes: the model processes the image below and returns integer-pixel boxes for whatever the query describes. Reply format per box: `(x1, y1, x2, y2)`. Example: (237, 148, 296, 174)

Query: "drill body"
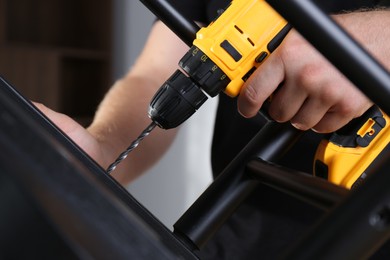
(182, 0, 289, 97)
(148, 0, 287, 129)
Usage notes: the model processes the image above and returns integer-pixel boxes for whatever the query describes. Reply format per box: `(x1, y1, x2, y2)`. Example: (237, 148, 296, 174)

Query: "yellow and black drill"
(109, 0, 390, 190)
(148, 0, 289, 128)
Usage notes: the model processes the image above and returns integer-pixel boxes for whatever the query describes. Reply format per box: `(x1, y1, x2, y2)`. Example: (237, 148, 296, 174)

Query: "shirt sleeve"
(166, 0, 209, 23)
(378, 0, 390, 6)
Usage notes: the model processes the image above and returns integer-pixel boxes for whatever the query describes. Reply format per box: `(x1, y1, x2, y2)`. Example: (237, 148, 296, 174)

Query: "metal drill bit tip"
(106, 122, 157, 174)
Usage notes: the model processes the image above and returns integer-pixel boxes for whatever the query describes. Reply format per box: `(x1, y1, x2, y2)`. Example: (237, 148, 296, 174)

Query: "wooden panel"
(0, 0, 5, 44)
(4, 0, 112, 50)
(60, 57, 109, 116)
(0, 0, 112, 124)
(0, 47, 61, 110)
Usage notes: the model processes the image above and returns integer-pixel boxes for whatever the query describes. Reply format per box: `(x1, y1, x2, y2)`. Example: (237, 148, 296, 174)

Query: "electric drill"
(111, 0, 390, 190)
(108, 0, 286, 173)
(148, 0, 290, 129)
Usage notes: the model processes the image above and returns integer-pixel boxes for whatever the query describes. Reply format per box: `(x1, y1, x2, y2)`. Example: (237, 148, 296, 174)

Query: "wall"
(112, 0, 215, 228)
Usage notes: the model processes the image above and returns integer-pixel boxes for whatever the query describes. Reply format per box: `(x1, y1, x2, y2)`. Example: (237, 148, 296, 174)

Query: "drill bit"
(106, 121, 157, 174)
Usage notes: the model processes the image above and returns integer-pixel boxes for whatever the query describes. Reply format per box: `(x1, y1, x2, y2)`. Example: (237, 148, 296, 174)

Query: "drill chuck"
(148, 70, 208, 129)
(179, 46, 230, 97)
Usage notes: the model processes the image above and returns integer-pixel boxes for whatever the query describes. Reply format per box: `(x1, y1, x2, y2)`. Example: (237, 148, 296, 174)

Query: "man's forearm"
(335, 9, 390, 70)
(86, 21, 188, 184)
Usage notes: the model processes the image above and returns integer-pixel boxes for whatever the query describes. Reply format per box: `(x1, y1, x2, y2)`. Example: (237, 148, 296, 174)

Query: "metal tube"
(266, 0, 390, 116)
(283, 152, 390, 259)
(246, 159, 348, 211)
(174, 122, 302, 250)
(263, 1, 390, 258)
(139, 0, 199, 46)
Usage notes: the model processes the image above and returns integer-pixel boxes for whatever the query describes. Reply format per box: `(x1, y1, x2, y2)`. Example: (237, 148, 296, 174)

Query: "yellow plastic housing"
(314, 113, 390, 189)
(193, 0, 287, 97)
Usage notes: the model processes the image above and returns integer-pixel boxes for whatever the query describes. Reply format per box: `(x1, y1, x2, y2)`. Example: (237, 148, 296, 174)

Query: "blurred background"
(0, 0, 214, 228)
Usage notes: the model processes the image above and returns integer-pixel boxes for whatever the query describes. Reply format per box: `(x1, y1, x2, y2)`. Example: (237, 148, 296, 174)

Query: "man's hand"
(238, 29, 372, 133)
(237, 10, 390, 133)
(34, 103, 107, 166)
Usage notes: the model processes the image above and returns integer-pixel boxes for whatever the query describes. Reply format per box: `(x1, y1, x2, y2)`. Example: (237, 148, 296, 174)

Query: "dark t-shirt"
(165, 1, 389, 259)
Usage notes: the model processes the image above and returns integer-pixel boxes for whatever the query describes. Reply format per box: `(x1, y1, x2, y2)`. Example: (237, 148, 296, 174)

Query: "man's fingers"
(237, 54, 284, 118)
(33, 102, 78, 133)
(268, 81, 307, 123)
(311, 112, 353, 133)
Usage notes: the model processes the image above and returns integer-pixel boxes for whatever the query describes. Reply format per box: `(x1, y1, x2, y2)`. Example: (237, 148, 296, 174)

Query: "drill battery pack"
(314, 106, 390, 189)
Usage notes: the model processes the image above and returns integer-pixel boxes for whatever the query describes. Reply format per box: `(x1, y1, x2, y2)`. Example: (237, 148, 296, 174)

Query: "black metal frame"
(0, 77, 198, 259)
(1, 0, 390, 259)
(141, 0, 390, 258)
(267, 1, 390, 258)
